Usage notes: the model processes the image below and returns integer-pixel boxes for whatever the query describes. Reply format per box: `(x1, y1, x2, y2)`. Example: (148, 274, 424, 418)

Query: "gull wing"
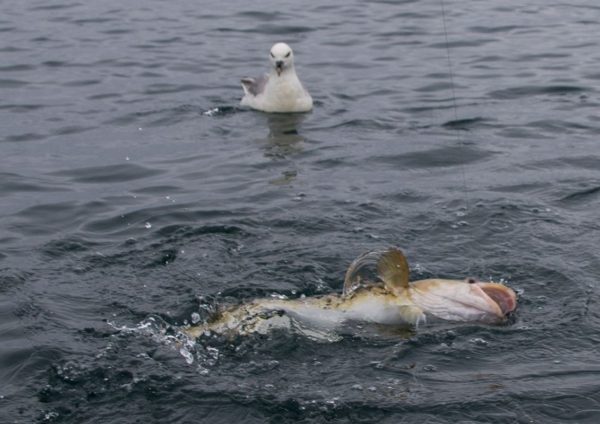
(241, 74, 269, 97)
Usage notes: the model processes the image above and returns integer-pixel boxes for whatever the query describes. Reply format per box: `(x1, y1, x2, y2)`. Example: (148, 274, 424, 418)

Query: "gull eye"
(285, 51, 291, 58)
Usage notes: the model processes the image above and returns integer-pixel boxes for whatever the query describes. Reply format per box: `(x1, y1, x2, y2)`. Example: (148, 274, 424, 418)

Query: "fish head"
(410, 278, 517, 324)
(270, 42, 294, 76)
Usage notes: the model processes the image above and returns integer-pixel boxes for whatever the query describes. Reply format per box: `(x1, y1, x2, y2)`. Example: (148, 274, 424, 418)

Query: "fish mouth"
(476, 282, 517, 317)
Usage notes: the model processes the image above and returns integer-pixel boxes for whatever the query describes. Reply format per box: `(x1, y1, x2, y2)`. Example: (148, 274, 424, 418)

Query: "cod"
(185, 248, 517, 339)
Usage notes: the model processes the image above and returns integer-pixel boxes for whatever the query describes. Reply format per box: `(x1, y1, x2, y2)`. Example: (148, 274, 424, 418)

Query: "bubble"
(44, 411, 60, 421)
(180, 343, 199, 365)
(203, 107, 219, 116)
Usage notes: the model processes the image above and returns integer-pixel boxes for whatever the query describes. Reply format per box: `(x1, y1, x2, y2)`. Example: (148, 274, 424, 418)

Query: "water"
(1, 0, 599, 422)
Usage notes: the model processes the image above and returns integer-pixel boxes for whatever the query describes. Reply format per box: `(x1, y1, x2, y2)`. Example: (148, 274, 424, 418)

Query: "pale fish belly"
(185, 292, 416, 339)
(340, 295, 417, 325)
(260, 292, 414, 327)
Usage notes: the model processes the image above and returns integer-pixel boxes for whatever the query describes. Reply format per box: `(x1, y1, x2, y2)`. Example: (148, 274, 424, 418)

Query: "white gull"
(240, 42, 313, 113)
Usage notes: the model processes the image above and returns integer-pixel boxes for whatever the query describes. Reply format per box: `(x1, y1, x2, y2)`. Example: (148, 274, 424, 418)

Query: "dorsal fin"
(377, 248, 410, 293)
(343, 250, 382, 297)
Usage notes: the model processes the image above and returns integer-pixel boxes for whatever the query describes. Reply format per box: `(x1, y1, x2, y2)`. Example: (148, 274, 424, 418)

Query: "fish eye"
(285, 51, 291, 58)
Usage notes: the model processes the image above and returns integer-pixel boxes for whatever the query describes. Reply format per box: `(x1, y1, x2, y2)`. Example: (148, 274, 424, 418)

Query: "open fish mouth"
(476, 282, 517, 317)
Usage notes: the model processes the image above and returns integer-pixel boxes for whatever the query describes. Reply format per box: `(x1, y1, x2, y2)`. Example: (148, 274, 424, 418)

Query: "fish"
(184, 248, 517, 339)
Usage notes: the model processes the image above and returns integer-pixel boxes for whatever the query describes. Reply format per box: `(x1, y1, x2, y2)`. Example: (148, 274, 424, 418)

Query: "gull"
(240, 42, 313, 113)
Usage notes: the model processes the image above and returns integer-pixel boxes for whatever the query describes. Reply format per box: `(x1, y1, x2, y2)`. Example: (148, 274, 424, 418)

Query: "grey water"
(1, 0, 600, 422)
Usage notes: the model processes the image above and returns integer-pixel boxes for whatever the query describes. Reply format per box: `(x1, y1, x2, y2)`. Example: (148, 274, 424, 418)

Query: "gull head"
(269, 42, 294, 76)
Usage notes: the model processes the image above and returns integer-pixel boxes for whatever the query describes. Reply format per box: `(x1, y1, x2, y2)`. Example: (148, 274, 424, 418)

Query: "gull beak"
(275, 60, 284, 76)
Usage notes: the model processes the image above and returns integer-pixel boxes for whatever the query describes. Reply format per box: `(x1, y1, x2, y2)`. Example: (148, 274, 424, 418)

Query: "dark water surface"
(2, 0, 600, 422)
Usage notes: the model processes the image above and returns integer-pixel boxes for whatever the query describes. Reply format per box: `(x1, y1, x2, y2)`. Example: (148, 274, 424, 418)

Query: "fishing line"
(439, 0, 469, 212)
(439, 0, 483, 276)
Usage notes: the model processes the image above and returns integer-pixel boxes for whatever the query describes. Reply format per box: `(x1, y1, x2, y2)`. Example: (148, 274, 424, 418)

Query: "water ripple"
(2, 0, 600, 422)
(49, 164, 164, 184)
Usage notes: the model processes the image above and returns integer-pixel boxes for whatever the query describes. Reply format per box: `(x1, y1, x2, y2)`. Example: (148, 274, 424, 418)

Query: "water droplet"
(179, 347, 194, 365)
(125, 156, 130, 161)
(203, 107, 219, 116)
(191, 312, 201, 324)
(144, 222, 152, 229)
(44, 411, 60, 420)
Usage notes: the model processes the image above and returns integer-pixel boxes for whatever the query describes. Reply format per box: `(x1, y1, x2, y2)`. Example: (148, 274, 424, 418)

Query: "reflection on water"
(2, 0, 600, 423)
(262, 112, 307, 158)
(260, 112, 307, 185)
